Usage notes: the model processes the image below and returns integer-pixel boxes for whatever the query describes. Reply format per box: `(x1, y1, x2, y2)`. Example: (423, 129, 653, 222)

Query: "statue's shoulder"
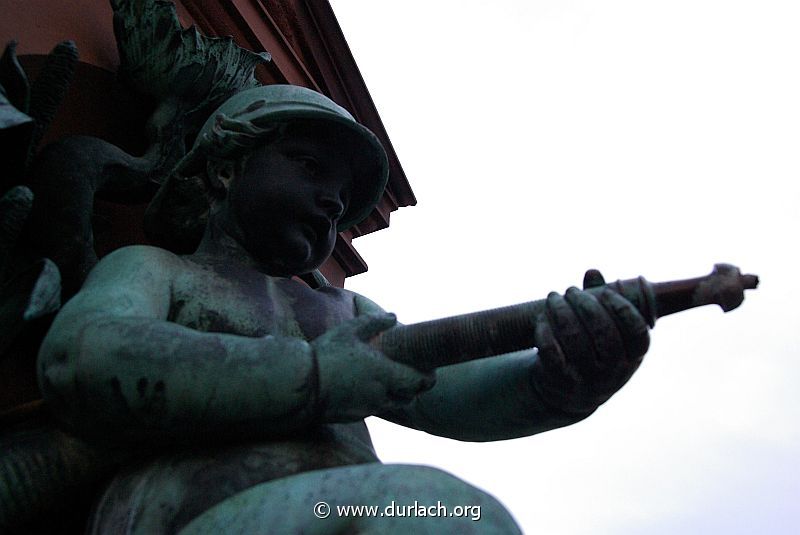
(100, 244, 182, 268)
(86, 245, 184, 286)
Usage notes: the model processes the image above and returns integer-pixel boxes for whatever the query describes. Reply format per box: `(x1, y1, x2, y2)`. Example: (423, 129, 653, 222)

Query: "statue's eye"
(289, 154, 320, 175)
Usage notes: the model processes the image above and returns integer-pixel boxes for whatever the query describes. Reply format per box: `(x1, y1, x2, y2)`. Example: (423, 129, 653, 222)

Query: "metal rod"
(374, 263, 758, 371)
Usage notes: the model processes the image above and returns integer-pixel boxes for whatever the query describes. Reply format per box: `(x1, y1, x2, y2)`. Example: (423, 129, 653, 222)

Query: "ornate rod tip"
(741, 274, 759, 290)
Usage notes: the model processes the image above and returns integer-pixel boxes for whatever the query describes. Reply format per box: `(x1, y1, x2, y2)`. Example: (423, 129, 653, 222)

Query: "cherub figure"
(38, 85, 649, 534)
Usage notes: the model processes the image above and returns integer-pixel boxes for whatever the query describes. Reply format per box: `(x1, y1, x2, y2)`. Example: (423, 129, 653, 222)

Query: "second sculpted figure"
(38, 85, 650, 533)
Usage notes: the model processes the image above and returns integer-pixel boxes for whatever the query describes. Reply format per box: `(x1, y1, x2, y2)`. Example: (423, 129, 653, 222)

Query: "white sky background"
(330, 1, 800, 534)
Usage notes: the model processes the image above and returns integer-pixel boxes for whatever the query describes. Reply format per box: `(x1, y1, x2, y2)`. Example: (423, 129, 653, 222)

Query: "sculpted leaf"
(112, 0, 270, 122)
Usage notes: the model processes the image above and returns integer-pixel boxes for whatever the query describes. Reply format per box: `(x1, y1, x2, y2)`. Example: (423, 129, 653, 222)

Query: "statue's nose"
(317, 195, 344, 219)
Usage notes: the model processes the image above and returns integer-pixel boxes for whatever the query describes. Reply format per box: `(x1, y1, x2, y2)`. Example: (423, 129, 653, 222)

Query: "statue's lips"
(300, 223, 316, 243)
(300, 215, 332, 244)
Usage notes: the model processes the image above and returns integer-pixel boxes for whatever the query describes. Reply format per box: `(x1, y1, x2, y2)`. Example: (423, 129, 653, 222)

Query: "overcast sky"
(330, 1, 800, 533)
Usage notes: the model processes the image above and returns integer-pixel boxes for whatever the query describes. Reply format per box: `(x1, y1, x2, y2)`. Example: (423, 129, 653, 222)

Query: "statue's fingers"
(352, 312, 398, 341)
(564, 287, 624, 369)
(582, 269, 606, 289)
(533, 318, 575, 407)
(545, 290, 596, 374)
(383, 362, 436, 403)
(534, 317, 565, 372)
(598, 290, 650, 361)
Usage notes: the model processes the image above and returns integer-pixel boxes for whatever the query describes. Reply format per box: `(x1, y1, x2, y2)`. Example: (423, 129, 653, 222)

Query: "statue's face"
(225, 124, 354, 276)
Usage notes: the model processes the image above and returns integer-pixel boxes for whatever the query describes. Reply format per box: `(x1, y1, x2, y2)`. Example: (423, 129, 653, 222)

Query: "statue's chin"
(241, 225, 334, 277)
(254, 245, 319, 278)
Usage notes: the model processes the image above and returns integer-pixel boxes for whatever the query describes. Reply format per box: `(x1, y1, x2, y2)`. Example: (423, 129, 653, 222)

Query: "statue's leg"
(178, 462, 521, 534)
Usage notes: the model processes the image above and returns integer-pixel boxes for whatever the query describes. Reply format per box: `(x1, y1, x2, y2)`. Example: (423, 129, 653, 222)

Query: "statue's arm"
(37, 246, 317, 442)
(380, 350, 590, 441)
(351, 294, 576, 440)
(354, 289, 649, 442)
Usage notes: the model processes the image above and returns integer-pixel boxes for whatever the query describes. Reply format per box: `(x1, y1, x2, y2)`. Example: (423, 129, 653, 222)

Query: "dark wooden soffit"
(178, 0, 416, 242)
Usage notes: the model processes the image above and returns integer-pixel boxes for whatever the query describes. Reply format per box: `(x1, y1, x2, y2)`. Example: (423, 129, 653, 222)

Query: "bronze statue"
(0, 1, 757, 532)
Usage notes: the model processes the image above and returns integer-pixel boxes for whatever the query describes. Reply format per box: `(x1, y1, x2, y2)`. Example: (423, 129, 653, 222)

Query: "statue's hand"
(530, 271, 650, 414)
(313, 313, 435, 422)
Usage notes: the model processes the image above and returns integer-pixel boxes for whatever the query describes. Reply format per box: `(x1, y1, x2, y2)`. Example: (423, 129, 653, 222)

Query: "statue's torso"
(90, 255, 380, 533)
(169, 256, 357, 341)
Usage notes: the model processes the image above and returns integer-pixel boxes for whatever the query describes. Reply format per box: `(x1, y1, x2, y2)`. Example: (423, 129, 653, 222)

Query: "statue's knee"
(372, 465, 521, 533)
(384, 464, 486, 498)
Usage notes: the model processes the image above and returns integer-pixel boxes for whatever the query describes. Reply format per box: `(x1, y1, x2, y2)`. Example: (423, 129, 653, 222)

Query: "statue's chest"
(169, 268, 353, 340)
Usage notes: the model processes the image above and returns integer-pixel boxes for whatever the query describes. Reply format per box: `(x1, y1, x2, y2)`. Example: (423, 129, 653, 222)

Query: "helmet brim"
(197, 85, 389, 231)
